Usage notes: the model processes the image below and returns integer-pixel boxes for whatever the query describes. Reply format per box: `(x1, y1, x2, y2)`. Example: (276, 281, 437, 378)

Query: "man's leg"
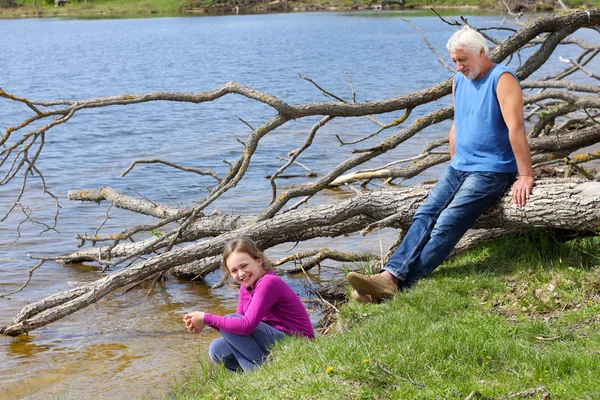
(347, 168, 515, 298)
(347, 167, 462, 300)
(219, 316, 286, 372)
(401, 170, 516, 286)
(383, 166, 464, 281)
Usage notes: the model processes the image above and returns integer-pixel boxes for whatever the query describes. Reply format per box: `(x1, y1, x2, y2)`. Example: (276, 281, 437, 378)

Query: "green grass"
(171, 232, 600, 399)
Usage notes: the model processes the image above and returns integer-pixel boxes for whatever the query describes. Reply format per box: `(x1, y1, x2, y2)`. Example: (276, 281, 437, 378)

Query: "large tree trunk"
(2, 179, 599, 336)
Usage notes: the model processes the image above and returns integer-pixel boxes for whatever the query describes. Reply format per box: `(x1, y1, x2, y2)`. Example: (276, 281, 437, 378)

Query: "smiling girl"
(183, 237, 314, 372)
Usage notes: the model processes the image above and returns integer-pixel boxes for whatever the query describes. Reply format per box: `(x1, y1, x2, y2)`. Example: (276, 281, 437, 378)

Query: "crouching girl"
(183, 237, 314, 372)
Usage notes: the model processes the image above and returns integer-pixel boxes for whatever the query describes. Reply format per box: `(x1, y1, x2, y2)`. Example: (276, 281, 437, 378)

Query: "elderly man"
(347, 26, 534, 302)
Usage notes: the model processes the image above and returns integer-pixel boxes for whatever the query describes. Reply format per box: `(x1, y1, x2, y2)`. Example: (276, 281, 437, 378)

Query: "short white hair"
(446, 26, 488, 55)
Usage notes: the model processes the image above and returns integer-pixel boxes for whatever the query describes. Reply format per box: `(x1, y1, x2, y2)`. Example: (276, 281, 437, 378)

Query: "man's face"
(450, 48, 483, 80)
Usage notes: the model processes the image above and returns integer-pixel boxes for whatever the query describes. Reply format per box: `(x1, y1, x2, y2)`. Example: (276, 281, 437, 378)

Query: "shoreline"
(0, 1, 567, 20)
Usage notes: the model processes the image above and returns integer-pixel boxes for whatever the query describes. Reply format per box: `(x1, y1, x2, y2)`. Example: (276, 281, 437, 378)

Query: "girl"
(184, 237, 314, 372)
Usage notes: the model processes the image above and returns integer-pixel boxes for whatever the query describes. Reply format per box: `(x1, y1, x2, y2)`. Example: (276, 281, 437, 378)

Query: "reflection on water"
(0, 262, 337, 399)
(1, 271, 237, 399)
(7, 337, 52, 359)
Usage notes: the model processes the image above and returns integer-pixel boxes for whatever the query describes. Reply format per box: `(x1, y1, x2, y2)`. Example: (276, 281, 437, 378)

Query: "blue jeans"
(208, 314, 286, 372)
(383, 166, 516, 289)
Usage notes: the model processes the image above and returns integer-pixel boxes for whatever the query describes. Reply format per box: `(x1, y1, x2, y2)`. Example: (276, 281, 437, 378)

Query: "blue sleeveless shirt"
(451, 64, 519, 173)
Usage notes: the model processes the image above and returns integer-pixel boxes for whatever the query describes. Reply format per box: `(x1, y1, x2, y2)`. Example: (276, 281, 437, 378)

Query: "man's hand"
(511, 175, 533, 207)
(183, 311, 206, 334)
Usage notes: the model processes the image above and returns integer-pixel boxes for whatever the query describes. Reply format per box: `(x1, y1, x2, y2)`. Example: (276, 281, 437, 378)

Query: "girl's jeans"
(383, 166, 516, 288)
(208, 314, 286, 372)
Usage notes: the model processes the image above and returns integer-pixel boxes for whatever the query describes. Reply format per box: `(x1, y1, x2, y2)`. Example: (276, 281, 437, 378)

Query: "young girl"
(183, 237, 314, 372)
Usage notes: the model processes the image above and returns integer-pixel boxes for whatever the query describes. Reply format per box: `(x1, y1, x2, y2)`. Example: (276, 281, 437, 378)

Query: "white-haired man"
(347, 26, 534, 301)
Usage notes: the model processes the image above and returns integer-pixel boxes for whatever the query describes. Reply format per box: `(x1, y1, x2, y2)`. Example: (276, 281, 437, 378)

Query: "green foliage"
(172, 233, 600, 399)
(151, 229, 163, 237)
(343, 258, 378, 276)
(404, 0, 483, 7)
(564, 0, 600, 8)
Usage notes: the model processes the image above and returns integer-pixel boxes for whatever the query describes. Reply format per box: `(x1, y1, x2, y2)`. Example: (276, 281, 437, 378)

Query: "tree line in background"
(1, 0, 597, 12)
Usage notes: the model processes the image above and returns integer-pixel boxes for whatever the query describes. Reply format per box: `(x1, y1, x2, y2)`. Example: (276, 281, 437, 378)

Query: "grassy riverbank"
(172, 232, 600, 399)
(1, 0, 598, 19)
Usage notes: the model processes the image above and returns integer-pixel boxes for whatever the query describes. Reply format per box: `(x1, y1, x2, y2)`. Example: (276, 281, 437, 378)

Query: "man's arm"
(497, 72, 533, 207)
(449, 122, 455, 159)
(450, 77, 456, 159)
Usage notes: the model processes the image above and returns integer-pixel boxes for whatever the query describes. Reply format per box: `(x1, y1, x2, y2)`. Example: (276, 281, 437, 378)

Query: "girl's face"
(226, 250, 266, 288)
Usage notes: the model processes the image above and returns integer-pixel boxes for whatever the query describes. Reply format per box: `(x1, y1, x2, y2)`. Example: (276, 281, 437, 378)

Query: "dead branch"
(0, 261, 45, 298)
(68, 186, 184, 220)
(269, 115, 333, 203)
(121, 158, 222, 181)
(273, 249, 378, 274)
(401, 17, 456, 73)
(560, 56, 600, 80)
(2, 179, 600, 335)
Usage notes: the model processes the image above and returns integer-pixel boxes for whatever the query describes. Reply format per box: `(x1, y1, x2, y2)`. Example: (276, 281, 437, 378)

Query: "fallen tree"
(1, 10, 599, 336)
(2, 179, 600, 336)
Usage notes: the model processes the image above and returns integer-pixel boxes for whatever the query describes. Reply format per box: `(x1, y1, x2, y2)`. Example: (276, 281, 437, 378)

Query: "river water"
(0, 10, 597, 399)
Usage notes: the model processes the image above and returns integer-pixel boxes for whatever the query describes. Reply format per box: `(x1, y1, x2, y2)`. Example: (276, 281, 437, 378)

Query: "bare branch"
(94, 203, 114, 238)
(0, 261, 45, 298)
(541, 48, 599, 82)
(288, 195, 313, 212)
(400, 17, 455, 74)
(300, 73, 386, 129)
(269, 116, 333, 204)
(534, 151, 600, 174)
(521, 80, 600, 94)
(430, 7, 461, 26)
(335, 108, 412, 146)
(500, 0, 523, 25)
(264, 156, 318, 179)
(238, 117, 256, 132)
(330, 153, 450, 187)
(583, 108, 600, 125)
(559, 56, 600, 80)
(273, 248, 377, 274)
(259, 106, 453, 220)
(345, 72, 357, 103)
(68, 187, 183, 219)
(121, 159, 221, 182)
(556, 0, 569, 11)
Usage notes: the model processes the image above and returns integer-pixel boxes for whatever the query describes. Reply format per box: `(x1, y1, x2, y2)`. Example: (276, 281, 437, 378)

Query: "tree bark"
(2, 179, 599, 336)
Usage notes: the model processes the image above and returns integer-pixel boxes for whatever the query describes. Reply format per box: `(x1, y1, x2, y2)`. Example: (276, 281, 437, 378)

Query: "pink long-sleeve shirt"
(203, 270, 314, 339)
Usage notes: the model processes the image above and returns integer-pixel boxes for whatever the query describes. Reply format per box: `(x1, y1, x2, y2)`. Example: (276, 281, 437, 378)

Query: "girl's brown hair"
(220, 237, 273, 279)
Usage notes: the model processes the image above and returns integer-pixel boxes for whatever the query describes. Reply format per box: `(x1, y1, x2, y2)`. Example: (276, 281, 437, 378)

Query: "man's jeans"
(383, 166, 516, 289)
(208, 314, 286, 372)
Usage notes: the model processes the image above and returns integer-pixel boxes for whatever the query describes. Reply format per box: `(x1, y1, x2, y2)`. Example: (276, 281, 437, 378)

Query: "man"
(347, 26, 534, 302)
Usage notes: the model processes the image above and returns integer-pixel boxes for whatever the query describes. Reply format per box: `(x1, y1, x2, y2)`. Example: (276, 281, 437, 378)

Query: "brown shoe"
(350, 289, 374, 303)
(346, 272, 398, 301)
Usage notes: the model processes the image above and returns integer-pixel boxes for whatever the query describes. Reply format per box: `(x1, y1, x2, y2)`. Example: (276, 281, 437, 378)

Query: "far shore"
(0, 0, 576, 20)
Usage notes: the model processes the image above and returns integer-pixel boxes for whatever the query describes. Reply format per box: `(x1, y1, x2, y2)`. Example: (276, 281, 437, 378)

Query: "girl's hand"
(183, 312, 206, 334)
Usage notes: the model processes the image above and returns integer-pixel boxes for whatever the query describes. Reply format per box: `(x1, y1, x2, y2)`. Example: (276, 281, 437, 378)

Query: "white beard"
(463, 58, 482, 80)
